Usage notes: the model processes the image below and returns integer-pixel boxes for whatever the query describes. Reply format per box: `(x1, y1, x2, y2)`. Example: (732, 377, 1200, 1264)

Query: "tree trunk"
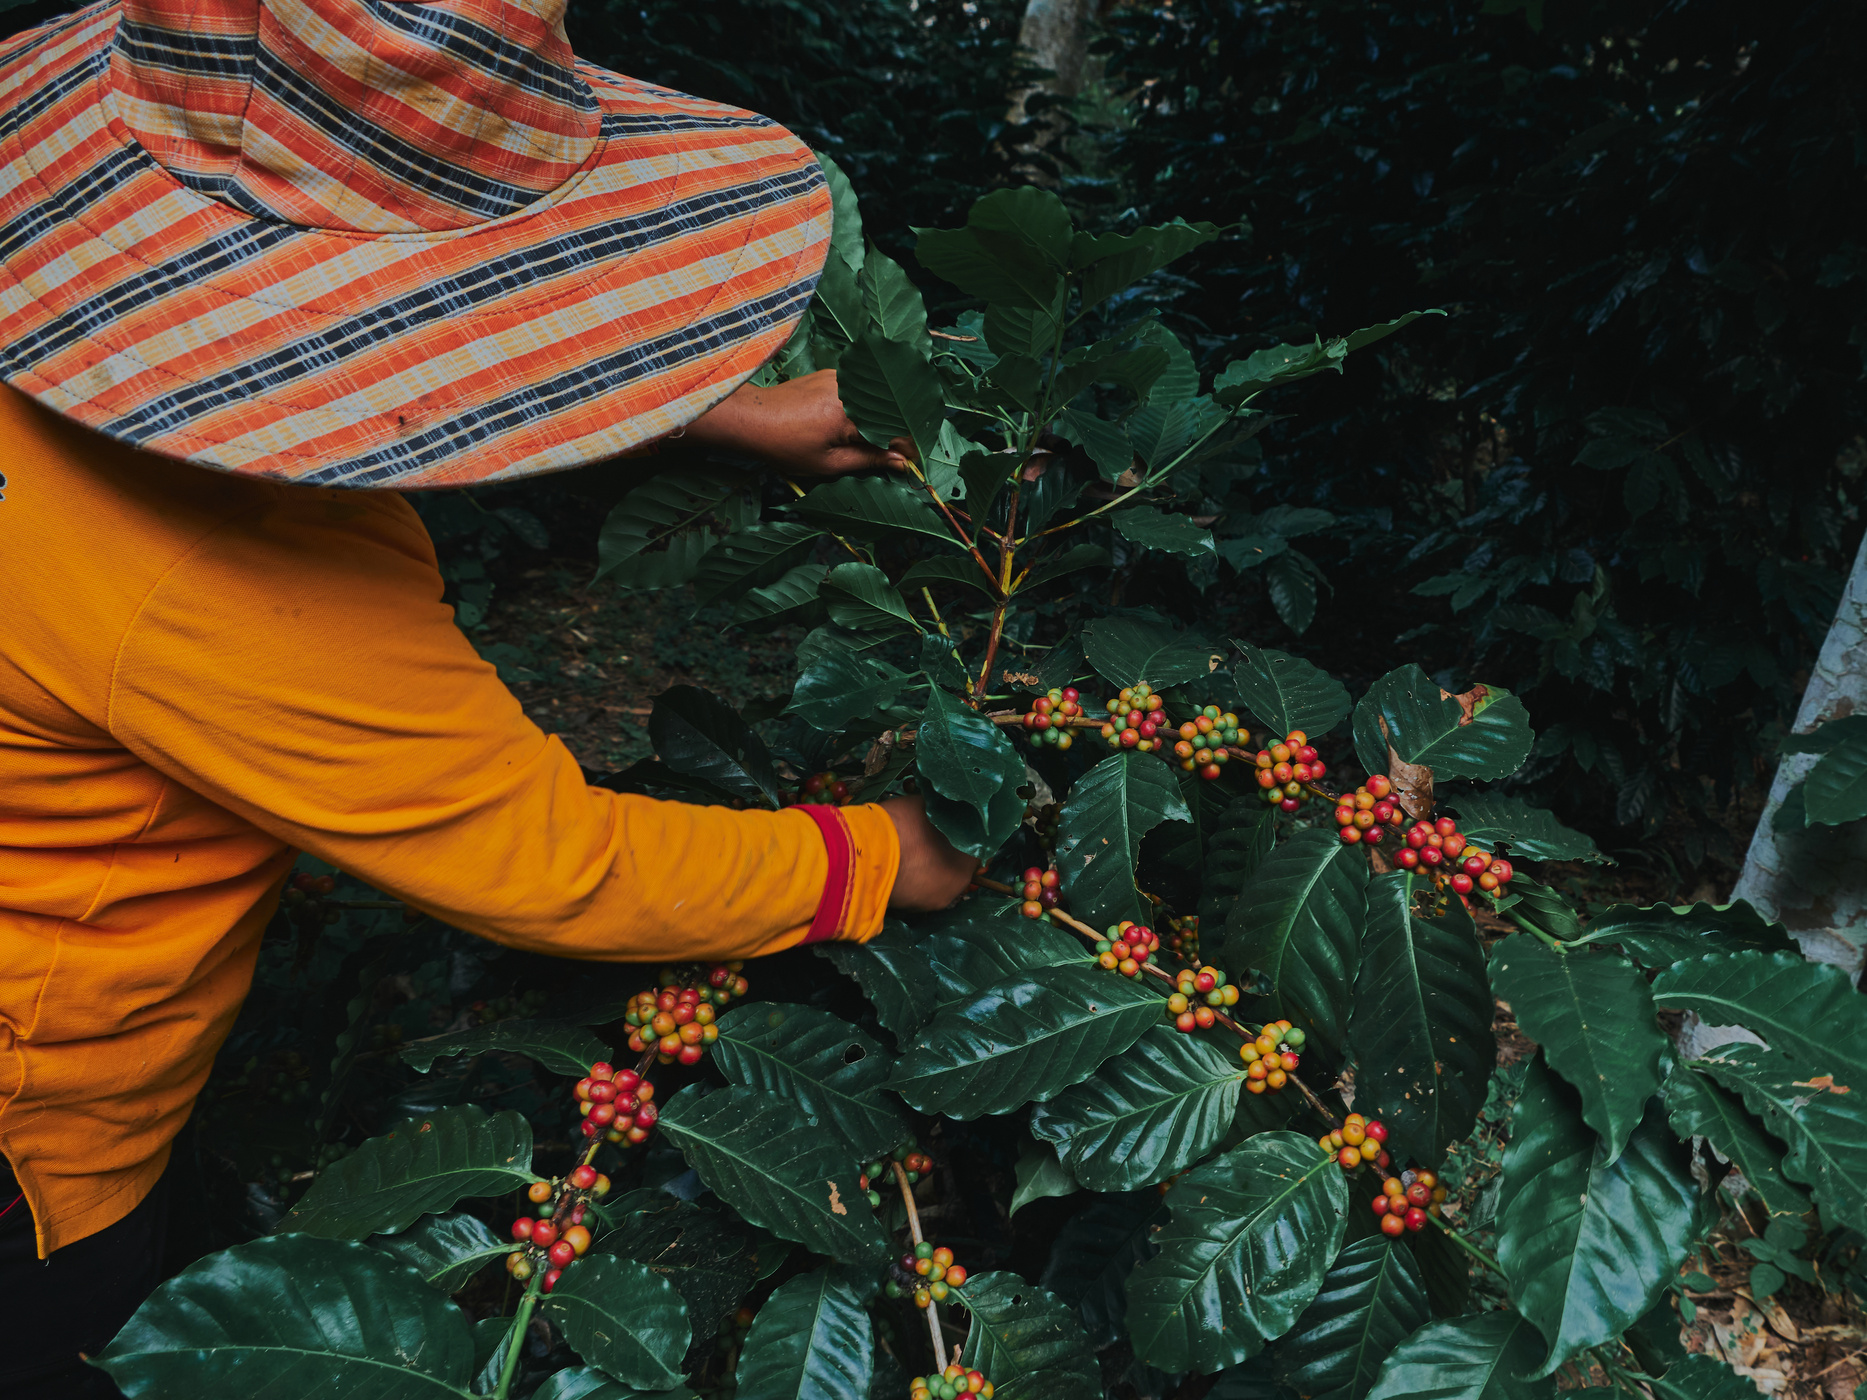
(1006, 0, 1103, 173)
(1683, 527, 1867, 1054)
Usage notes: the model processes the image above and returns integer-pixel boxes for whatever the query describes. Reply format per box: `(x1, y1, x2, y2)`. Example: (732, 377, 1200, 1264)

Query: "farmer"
(0, 2, 976, 1392)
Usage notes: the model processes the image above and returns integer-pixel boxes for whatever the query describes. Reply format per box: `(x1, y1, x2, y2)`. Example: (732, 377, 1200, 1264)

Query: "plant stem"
(891, 1160, 947, 1368)
(1031, 411, 1239, 540)
(1426, 1212, 1503, 1275)
(492, 1271, 543, 1400)
(901, 461, 1003, 592)
(973, 601, 1009, 710)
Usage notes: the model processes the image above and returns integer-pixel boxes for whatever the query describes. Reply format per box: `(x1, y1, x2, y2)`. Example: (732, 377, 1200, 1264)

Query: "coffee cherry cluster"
(506, 1163, 611, 1293)
(1393, 818, 1515, 894)
(1240, 1019, 1304, 1095)
(574, 1061, 658, 1145)
(1254, 730, 1325, 812)
(1166, 964, 1241, 1032)
(1318, 1113, 1389, 1171)
(623, 963, 747, 1064)
(858, 1146, 934, 1208)
(1022, 687, 1082, 751)
(910, 1365, 994, 1400)
(886, 1241, 969, 1307)
(1100, 683, 1167, 752)
(283, 871, 342, 929)
(1094, 921, 1159, 976)
(1165, 914, 1201, 961)
(1172, 706, 1247, 781)
(1333, 774, 1404, 846)
(1018, 865, 1062, 919)
(785, 771, 852, 805)
(1370, 1168, 1445, 1237)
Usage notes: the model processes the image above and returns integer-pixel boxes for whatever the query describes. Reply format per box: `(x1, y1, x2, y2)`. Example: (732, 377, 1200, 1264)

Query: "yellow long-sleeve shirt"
(0, 388, 897, 1257)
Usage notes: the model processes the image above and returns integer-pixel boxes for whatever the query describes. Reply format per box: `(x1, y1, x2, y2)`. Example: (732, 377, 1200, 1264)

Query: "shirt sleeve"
(104, 488, 898, 962)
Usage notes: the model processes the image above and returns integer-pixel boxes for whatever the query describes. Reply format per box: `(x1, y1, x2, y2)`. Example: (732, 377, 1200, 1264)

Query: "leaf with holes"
(1223, 826, 1367, 1069)
(1652, 951, 1867, 1076)
(1569, 899, 1793, 967)
(1489, 936, 1669, 1164)
(1346, 875, 1495, 1166)
(1444, 794, 1605, 864)
(1232, 644, 1353, 739)
(917, 683, 1026, 821)
(398, 1019, 608, 1079)
(1352, 665, 1533, 782)
(1127, 1131, 1350, 1373)
(1495, 1059, 1705, 1376)
(281, 1106, 534, 1239)
(1032, 1025, 1244, 1192)
(657, 1086, 891, 1264)
(1055, 752, 1192, 929)
(95, 1235, 474, 1400)
(649, 685, 783, 806)
(1276, 1236, 1432, 1400)
(368, 1212, 509, 1295)
(1039, 1192, 1164, 1347)
(1080, 616, 1217, 690)
(955, 1271, 1100, 1400)
(1697, 1043, 1867, 1236)
(548, 1254, 690, 1391)
(1663, 1068, 1810, 1219)
(712, 1003, 906, 1160)
(815, 923, 940, 1046)
(888, 964, 1162, 1119)
(735, 1266, 874, 1400)
(1364, 1310, 1555, 1400)
(600, 1202, 759, 1352)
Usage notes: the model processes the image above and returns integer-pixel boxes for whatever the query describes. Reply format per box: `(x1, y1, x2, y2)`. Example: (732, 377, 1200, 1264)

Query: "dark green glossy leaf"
(96, 1234, 473, 1399)
(1265, 551, 1321, 634)
(398, 1019, 607, 1078)
(955, 1271, 1100, 1400)
(1080, 616, 1217, 690)
(1489, 936, 1668, 1163)
(860, 243, 930, 352)
(1445, 794, 1605, 864)
(1113, 507, 1216, 555)
(914, 188, 1071, 309)
(649, 685, 782, 806)
(691, 523, 823, 610)
(657, 1086, 891, 1263)
(918, 683, 1026, 818)
(1233, 644, 1352, 739)
(1200, 799, 1277, 932)
(1572, 900, 1795, 968)
(1352, 666, 1534, 782)
(1128, 1131, 1350, 1373)
(1019, 543, 1112, 592)
(1011, 1138, 1079, 1214)
(1039, 1192, 1164, 1347)
(837, 330, 946, 463)
(1697, 1043, 1867, 1235)
(533, 1367, 702, 1400)
(898, 553, 998, 599)
(1031, 1025, 1244, 1191)
(595, 467, 749, 586)
(815, 922, 940, 1046)
(1073, 219, 1223, 309)
(888, 963, 1162, 1118)
(791, 475, 955, 548)
(281, 1106, 533, 1239)
(1804, 719, 1867, 825)
(1411, 1223, 1472, 1320)
(1225, 826, 1368, 1068)
(713, 1003, 907, 1160)
(1663, 1068, 1811, 1218)
(1653, 951, 1867, 1074)
(1646, 1353, 1771, 1400)
(921, 900, 1085, 1007)
(1056, 752, 1192, 929)
(368, 1211, 508, 1295)
(548, 1254, 690, 1391)
(1055, 408, 1135, 482)
(1276, 1236, 1432, 1400)
(821, 562, 920, 635)
(600, 1202, 758, 1352)
(736, 1266, 874, 1400)
(1364, 1310, 1555, 1400)
(786, 649, 913, 732)
(1496, 1060, 1703, 1375)
(985, 295, 1064, 360)
(1347, 875, 1495, 1165)
(734, 563, 828, 630)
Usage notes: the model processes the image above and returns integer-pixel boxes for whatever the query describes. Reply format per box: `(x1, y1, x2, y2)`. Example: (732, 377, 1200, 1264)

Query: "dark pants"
(0, 1159, 173, 1400)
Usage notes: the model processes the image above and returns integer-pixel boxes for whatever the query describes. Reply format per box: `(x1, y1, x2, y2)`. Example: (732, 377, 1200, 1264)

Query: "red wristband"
(795, 804, 854, 945)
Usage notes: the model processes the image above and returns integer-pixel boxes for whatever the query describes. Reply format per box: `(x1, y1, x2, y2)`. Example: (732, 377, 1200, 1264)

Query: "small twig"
(892, 1161, 947, 1367)
(1427, 1212, 1503, 1275)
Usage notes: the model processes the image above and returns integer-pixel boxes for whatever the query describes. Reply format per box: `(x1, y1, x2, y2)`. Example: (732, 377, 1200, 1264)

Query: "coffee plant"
(95, 166, 1867, 1400)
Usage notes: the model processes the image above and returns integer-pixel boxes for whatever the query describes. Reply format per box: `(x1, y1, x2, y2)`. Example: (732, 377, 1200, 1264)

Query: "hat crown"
(109, 0, 599, 233)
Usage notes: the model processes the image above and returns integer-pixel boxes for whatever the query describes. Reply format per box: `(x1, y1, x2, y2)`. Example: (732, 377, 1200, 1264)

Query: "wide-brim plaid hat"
(0, 0, 831, 487)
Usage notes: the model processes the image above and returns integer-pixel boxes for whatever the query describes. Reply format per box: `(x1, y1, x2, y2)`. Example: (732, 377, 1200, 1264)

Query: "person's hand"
(881, 795, 978, 913)
(684, 369, 914, 478)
